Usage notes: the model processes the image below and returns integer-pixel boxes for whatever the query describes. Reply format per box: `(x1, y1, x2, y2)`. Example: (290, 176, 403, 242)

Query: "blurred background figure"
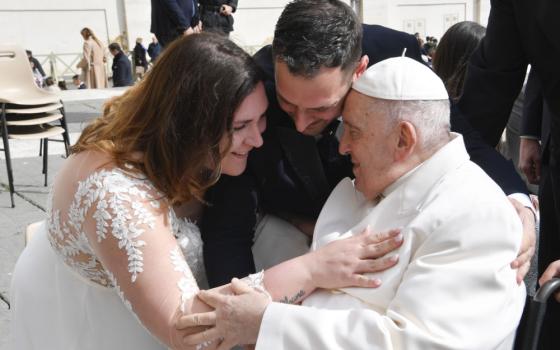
(44, 76, 61, 92)
(72, 74, 86, 89)
(199, 0, 237, 36)
(26, 50, 46, 79)
(76, 27, 108, 89)
(150, 0, 201, 48)
(57, 80, 68, 90)
(109, 42, 133, 87)
(133, 37, 149, 80)
(29, 58, 44, 87)
(147, 36, 161, 63)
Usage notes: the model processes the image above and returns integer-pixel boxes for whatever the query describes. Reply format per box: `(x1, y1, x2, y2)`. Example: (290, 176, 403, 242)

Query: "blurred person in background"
(77, 27, 109, 89)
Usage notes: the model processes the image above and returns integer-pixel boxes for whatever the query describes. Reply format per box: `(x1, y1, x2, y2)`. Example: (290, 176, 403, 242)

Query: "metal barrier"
(34, 44, 265, 83)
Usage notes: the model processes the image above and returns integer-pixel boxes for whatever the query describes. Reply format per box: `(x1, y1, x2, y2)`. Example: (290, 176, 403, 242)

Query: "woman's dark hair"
(72, 33, 263, 204)
(432, 21, 486, 101)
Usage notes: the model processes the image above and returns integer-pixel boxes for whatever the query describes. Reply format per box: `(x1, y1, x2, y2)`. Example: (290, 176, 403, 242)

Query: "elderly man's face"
(275, 60, 352, 136)
(339, 91, 398, 201)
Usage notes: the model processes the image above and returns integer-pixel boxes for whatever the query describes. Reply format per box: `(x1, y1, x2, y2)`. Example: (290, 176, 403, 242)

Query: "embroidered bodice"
(46, 163, 208, 316)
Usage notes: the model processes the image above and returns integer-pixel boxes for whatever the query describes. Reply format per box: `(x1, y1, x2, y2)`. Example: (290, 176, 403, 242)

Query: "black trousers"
(537, 161, 560, 350)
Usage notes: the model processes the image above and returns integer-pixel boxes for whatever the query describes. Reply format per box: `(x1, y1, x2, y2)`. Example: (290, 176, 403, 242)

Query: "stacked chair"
(0, 44, 70, 208)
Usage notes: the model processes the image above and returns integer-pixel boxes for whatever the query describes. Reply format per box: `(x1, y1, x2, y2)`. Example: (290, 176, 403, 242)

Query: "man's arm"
(457, 0, 528, 147)
(451, 103, 528, 195)
(157, 0, 193, 28)
(519, 70, 544, 184)
(201, 173, 259, 287)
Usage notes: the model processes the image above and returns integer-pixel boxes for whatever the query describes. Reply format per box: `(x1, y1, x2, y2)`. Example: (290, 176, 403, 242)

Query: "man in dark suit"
(150, 0, 200, 48)
(198, 0, 237, 36)
(109, 43, 133, 87)
(202, 0, 535, 289)
(456, 1, 559, 348)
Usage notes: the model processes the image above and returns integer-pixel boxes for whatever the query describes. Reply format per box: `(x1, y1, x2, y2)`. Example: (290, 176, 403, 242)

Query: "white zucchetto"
(352, 56, 449, 101)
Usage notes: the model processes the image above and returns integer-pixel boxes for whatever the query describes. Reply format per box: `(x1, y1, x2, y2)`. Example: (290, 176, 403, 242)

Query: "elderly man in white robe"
(178, 57, 527, 350)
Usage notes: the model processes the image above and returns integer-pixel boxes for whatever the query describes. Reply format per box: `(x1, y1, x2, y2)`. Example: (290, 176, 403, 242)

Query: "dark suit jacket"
(457, 0, 560, 165)
(150, 0, 199, 47)
(199, 0, 237, 33)
(111, 51, 133, 87)
(202, 23, 526, 287)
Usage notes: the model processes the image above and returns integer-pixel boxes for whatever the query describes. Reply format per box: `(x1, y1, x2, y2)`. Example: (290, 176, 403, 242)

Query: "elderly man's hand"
(539, 260, 560, 303)
(509, 197, 537, 284)
(178, 278, 270, 349)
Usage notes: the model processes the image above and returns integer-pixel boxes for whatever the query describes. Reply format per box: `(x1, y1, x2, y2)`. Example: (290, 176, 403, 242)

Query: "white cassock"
(256, 133, 526, 350)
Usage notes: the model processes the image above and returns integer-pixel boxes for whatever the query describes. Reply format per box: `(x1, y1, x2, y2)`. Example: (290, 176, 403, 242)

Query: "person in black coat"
(150, 0, 200, 48)
(456, 1, 560, 348)
(133, 38, 149, 79)
(26, 50, 46, 78)
(109, 43, 133, 87)
(198, 0, 237, 36)
(201, 0, 534, 289)
(147, 36, 162, 62)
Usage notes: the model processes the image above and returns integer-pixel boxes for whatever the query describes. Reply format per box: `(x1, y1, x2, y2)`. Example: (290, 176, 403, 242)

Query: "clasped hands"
(176, 227, 404, 349)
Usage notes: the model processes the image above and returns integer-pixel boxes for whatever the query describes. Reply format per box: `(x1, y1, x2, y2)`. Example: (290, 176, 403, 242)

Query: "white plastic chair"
(0, 45, 70, 207)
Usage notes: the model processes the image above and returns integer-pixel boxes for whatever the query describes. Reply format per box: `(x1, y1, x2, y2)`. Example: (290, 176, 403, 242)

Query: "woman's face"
(220, 82, 268, 176)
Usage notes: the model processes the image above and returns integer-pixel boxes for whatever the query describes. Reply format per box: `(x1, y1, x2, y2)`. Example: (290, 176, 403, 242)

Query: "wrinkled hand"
(519, 138, 542, 184)
(305, 227, 403, 290)
(539, 260, 560, 303)
(178, 278, 270, 349)
(220, 4, 233, 16)
(509, 197, 536, 284)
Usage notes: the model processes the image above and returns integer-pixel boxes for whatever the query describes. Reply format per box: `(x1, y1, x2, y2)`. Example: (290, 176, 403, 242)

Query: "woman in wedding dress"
(10, 33, 401, 350)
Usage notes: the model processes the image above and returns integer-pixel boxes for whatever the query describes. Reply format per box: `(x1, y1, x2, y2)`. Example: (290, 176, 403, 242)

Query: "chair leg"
(1, 105, 15, 207)
(39, 139, 43, 156)
(59, 104, 70, 156)
(43, 138, 48, 187)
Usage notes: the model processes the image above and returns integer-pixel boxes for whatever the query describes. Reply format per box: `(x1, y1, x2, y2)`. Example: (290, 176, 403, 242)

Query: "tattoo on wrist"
(279, 289, 305, 304)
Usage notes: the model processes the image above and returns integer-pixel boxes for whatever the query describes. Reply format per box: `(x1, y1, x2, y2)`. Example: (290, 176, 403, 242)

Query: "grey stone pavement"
(0, 94, 110, 349)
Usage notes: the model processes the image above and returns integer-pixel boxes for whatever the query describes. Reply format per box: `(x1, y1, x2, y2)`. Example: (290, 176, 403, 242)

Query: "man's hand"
(178, 278, 270, 349)
(519, 138, 541, 184)
(183, 27, 195, 36)
(539, 260, 560, 303)
(509, 197, 537, 284)
(220, 4, 233, 16)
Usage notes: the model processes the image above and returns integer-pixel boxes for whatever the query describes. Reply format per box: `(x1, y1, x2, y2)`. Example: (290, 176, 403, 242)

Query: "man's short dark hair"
(72, 74, 79, 80)
(109, 43, 122, 52)
(272, 0, 362, 77)
(26, 50, 32, 57)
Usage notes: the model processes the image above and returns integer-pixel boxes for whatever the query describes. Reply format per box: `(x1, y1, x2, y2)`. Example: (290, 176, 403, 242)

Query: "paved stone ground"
(0, 96, 107, 349)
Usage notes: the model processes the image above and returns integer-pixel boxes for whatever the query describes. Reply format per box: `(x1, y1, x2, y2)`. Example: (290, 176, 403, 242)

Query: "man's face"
(275, 60, 352, 136)
(339, 91, 398, 201)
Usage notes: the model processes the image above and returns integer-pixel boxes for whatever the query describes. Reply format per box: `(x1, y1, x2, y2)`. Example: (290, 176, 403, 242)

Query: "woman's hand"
(304, 227, 403, 290)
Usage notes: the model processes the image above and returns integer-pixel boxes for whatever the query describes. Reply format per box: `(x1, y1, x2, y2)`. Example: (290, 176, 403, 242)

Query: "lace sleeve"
(81, 170, 209, 349)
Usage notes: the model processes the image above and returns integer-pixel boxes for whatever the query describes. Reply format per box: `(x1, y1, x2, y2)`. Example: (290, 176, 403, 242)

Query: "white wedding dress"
(10, 151, 208, 349)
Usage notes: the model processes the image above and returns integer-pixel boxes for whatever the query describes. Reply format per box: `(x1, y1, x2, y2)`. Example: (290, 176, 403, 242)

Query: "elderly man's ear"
(395, 121, 418, 161)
